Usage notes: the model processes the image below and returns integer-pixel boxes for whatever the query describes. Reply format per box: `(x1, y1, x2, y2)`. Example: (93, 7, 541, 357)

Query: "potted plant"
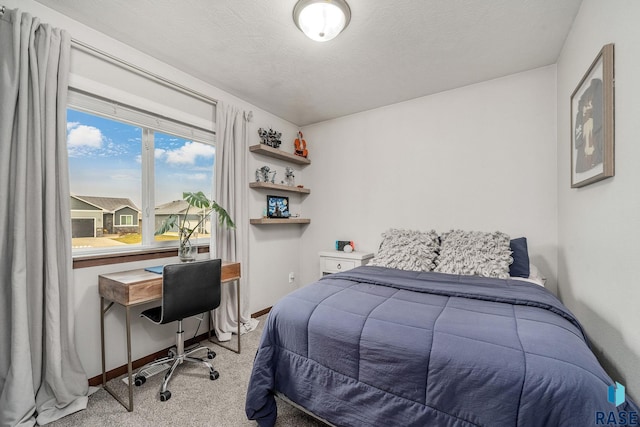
(155, 191, 235, 262)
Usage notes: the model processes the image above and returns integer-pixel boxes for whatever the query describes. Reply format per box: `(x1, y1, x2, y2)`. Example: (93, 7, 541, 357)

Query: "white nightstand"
(319, 250, 374, 276)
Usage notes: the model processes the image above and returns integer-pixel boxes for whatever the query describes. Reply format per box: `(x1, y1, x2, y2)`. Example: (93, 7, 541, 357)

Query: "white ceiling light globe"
(293, 0, 351, 42)
(298, 3, 345, 41)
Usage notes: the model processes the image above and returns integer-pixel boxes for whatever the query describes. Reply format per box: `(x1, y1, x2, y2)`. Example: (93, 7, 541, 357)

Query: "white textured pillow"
(434, 230, 513, 279)
(369, 228, 439, 272)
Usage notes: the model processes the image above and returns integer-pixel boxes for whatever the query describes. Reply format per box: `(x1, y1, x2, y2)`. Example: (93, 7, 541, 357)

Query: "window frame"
(67, 89, 217, 258)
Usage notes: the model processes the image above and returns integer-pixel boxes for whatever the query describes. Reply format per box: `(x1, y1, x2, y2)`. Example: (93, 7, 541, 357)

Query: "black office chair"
(134, 259, 222, 402)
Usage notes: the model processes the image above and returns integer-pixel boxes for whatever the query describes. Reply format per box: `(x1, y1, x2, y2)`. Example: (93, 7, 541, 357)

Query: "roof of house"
(155, 200, 207, 216)
(72, 195, 140, 213)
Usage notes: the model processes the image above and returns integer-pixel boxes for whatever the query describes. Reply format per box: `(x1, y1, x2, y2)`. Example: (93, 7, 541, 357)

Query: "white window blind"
(68, 40, 216, 134)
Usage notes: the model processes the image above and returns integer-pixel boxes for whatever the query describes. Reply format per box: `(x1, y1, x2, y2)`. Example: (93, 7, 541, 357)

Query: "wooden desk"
(98, 261, 241, 412)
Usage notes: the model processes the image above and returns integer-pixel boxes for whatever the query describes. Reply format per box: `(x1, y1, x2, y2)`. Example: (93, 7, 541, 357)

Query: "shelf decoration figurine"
(283, 167, 295, 187)
(256, 165, 276, 183)
(258, 127, 282, 148)
(155, 191, 235, 262)
(294, 131, 308, 158)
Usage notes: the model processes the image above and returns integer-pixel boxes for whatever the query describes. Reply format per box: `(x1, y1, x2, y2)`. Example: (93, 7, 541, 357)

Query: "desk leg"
(208, 280, 241, 354)
(125, 306, 133, 410)
(100, 297, 107, 387)
(237, 280, 241, 353)
(101, 299, 134, 412)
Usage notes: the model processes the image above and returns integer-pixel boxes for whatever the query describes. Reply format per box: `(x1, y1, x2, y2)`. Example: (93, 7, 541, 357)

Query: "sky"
(67, 109, 215, 208)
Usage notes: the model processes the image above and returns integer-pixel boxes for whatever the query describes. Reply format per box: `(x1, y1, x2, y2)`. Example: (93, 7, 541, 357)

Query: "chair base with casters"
(134, 317, 220, 402)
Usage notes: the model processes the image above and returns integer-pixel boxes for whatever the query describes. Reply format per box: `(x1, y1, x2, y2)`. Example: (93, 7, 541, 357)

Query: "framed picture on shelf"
(570, 43, 614, 188)
(267, 195, 290, 218)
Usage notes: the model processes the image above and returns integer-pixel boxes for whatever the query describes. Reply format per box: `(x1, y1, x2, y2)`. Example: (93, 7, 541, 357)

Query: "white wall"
(6, 0, 303, 378)
(300, 66, 559, 291)
(556, 0, 640, 401)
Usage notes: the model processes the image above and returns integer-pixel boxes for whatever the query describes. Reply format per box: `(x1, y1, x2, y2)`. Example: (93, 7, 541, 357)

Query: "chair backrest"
(160, 259, 222, 324)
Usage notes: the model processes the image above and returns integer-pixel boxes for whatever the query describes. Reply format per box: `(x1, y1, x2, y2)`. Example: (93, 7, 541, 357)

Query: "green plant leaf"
(155, 214, 178, 235)
(183, 191, 211, 209)
(211, 201, 236, 229)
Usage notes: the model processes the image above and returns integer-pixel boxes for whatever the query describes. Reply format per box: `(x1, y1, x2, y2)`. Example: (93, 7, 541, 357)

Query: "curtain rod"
(70, 38, 218, 107)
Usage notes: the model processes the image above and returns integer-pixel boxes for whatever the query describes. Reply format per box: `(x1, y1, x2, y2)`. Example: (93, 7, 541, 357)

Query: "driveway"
(72, 236, 128, 249)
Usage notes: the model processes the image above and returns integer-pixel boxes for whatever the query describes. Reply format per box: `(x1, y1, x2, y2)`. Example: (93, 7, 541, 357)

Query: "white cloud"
(171, 172, 208, 181)
(164, 141, 215, 165)
(67, 124, 104, 148)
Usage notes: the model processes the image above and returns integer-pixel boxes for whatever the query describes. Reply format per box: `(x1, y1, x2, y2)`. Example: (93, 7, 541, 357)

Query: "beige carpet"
(48, 315, 326, 427)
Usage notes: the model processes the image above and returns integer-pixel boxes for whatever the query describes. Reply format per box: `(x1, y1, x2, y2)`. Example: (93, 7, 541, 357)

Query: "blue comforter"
(246, 266, 638, 426)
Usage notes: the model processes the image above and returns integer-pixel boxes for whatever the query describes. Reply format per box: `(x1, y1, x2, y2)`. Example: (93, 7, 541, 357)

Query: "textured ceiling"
(35, 0, 582, 126)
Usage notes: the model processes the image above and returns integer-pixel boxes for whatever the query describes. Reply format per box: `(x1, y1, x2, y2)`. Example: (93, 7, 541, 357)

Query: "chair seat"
(141, 306, 163, 324)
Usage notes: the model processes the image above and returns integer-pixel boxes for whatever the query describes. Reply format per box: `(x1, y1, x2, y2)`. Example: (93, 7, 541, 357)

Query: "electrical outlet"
(288, 272, 295, 283)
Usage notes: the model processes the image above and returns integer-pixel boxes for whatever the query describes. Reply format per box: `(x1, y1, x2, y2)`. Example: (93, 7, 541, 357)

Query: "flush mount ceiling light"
(293, 0, 351, 42)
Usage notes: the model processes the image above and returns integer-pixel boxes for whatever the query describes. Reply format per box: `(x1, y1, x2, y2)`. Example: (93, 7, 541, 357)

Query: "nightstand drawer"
(322, 258, 356, 273)
(319, 250, 374, 277)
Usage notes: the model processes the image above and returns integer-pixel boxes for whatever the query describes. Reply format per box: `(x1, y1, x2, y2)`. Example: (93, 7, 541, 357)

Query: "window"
(119, 215, 133, 226)
(67, 91, 215, 254)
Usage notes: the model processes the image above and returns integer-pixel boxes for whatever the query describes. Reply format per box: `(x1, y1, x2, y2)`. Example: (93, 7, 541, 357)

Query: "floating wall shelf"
(249, 144, 311, 165)
(249, 181, 310, 194)
(250, 218, 311, 225)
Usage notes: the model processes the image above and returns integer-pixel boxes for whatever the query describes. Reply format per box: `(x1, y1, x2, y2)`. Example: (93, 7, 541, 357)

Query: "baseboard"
(88, 308, 272, 386)
(252, 306, 272, 318)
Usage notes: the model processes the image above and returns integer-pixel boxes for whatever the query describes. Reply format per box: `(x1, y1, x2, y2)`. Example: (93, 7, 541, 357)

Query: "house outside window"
(67, 91, 215, 254)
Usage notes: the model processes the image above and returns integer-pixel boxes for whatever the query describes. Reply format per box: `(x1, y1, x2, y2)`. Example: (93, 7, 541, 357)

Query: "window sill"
(72, 245, 210, 269)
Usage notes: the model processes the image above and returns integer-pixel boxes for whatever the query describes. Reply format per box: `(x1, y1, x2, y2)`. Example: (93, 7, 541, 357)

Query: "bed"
(245, 230, 638, 426)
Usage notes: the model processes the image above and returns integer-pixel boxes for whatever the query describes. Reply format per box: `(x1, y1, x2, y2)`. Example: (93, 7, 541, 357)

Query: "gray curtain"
(211, 102, 257, 341)
(0, 9, 89, 426)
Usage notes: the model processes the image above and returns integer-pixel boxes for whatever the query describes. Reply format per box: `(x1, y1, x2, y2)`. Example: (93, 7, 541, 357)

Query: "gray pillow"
(434, 230, 513, 279)
(369, 228, 439, 272)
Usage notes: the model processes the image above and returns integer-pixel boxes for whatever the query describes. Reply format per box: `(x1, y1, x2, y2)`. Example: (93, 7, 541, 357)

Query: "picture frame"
(266, 195, 290, 218)
(570, 43, 614, 188)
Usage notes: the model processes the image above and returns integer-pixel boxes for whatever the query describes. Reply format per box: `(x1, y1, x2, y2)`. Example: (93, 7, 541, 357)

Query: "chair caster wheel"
(134, 375, 146, 386)
(210, 370, 220, 380)
(207, 349, 216, 359)
(168, 348, 177, 358)
(160, 390, 171, 401)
